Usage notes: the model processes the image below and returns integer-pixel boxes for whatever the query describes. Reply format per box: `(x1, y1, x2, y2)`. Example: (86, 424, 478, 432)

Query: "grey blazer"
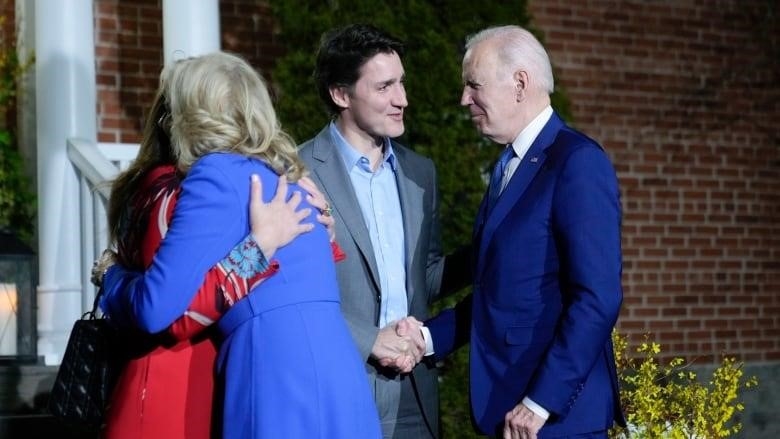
(299, 126, 446, 437)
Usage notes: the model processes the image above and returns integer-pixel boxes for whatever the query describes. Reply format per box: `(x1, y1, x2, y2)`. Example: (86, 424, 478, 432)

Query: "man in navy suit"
(422, 25, 625, 438)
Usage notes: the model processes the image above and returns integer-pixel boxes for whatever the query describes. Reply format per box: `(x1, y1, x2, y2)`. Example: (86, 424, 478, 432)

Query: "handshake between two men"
(371, 316, 428, 374)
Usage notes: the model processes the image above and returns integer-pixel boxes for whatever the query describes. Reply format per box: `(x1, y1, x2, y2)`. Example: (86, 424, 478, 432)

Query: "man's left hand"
(503, 403, 545, 439)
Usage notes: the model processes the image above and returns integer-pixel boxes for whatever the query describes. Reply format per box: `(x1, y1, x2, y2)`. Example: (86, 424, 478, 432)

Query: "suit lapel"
(476, 114, 564, 274)
(309, 128, 381, 289)
(393, 147, 423, 303)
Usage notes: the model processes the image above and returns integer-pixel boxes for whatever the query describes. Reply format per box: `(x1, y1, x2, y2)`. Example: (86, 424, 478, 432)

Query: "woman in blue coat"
(100, 51, 381, 439)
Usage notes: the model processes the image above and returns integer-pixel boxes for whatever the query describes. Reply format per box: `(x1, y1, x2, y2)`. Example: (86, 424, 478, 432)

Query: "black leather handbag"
(48, 289, 121, 431)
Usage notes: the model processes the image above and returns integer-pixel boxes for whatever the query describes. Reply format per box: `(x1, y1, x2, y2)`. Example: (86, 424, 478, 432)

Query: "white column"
(163, 0, 220, 65)
(35, 0, 96, 365)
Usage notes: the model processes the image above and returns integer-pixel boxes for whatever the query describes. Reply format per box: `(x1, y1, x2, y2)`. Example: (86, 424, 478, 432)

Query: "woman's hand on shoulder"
(298, 176, 336, 242)
(249, 174, 313, 258)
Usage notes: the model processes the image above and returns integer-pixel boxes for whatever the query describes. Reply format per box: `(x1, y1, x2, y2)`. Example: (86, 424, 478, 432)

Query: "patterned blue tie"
(487, 145, 515, 212)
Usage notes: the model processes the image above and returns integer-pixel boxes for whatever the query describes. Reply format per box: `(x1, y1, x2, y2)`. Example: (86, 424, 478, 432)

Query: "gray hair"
(465, 25, 554, 94)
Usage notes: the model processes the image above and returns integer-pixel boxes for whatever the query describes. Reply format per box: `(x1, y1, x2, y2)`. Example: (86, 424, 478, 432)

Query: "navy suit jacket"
(427, 112, 625, 436)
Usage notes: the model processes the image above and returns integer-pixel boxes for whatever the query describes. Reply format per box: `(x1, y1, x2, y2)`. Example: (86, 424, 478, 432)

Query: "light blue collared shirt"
(329, 122, 408, 328)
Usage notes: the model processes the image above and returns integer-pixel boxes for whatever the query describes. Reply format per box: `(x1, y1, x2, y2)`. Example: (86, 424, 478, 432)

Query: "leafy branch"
(610, 331, 758, 439)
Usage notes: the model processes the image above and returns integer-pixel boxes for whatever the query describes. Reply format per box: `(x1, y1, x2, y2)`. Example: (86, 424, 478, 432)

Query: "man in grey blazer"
(298, 24, 468, 439)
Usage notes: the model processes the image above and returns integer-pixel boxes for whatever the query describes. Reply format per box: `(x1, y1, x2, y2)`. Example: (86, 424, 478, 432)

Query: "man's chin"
(471, 120, 489, 136)
(386, 125, 405, 138)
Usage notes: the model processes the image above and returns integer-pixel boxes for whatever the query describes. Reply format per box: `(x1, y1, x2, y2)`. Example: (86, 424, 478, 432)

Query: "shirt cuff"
(522, 396, 550, 420)
(420, 325, 435, 356)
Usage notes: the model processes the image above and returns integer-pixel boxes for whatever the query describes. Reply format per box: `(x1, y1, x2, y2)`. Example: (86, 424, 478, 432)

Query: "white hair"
(465, 25, 554, 94)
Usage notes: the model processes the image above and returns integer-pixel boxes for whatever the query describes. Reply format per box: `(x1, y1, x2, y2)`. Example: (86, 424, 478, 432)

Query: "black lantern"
(0, 229, 37, 363)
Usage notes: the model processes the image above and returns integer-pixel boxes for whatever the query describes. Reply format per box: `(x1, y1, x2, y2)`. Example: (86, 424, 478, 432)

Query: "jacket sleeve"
(525, 144, 623, 417)
(106, 168, 279, 338)
(423, 162, 446, 300)
(423, 159, 473, 302)
(102, 239, 277, 336)
(167, 236, 279, 340)
(170, 194, 347, 339)
(425, 293, 473, 361)
(100, 157, 249, 333)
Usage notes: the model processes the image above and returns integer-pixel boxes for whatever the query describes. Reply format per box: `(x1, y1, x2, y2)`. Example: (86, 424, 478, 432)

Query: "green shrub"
(0, 15, 35, 243)
(610, 330, 758, 439)
(0, 131, 34, 242)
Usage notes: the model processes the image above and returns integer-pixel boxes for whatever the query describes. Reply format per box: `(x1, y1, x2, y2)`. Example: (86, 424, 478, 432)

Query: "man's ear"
(514, 70, 528, 101)
(329, 85, 350, 110)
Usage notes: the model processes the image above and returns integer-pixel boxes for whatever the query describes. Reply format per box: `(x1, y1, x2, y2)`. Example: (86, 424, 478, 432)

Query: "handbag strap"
(84, 286, 106, 320)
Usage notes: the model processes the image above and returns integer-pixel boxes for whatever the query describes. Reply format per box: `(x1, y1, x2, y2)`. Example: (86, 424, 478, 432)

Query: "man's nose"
(393, 85, 408, 108)
(460, 88, 472, 106)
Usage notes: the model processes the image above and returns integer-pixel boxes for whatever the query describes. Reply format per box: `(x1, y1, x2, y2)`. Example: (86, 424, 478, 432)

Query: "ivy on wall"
(0, 14, 34, 244)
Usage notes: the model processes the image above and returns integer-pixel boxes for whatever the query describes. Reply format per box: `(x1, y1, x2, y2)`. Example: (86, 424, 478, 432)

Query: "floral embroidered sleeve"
(167, 235, 279, 340)
(115, 167, 280, 340)
(121, 166, 345, 340)
(169, 236, 345, 340)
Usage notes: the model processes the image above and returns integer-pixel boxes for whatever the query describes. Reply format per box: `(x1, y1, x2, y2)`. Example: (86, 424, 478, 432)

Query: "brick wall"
(95, 0, 162, 143)
(219, 0, 283, 79)
(527, 0, 780, 363)
(1, 0, 16, 131)
(94, 0, 283, 143)
(0, 1, 14, 58)
(89, 1, 780, 365)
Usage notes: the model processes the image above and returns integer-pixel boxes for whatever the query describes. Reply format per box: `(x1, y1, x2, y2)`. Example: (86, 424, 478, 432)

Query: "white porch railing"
(66, 139, 139, 312)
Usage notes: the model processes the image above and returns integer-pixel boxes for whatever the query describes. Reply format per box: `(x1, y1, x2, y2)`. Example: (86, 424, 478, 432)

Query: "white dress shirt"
(500, 105, 554, 194)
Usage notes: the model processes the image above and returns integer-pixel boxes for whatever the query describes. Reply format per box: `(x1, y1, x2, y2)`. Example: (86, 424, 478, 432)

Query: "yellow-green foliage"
(610, 331, 758, 439)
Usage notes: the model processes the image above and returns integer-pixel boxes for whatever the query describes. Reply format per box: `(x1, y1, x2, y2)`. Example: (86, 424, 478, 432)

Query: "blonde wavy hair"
(162, 51, 305, 180)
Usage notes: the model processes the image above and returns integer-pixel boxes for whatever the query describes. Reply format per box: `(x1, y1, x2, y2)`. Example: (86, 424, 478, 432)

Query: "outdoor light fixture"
(0, 229, 37, 363)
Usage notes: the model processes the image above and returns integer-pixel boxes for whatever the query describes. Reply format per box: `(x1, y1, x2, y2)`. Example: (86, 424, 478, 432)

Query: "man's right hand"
(372, 318, 426, 373)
